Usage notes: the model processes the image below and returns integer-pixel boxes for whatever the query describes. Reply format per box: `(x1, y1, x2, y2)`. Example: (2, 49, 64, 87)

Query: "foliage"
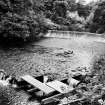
(67, 0, 77, 11)
(0, 0, 57, 41)
(87, 1, 105, 34)
(77, 3, 91, 19)
(92, 55, 105, 85)
(0, 0, 34, 40)
(53, 0, 68, 18)
(0, 0, 105, 41)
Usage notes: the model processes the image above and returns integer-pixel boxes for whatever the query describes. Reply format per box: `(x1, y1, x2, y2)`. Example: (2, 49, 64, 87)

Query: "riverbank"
(0, 37, 105, 105)
(0, 44, 89, 105)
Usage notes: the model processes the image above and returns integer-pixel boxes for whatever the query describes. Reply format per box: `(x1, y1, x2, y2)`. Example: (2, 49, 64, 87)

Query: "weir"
(45, 30, 105, 43)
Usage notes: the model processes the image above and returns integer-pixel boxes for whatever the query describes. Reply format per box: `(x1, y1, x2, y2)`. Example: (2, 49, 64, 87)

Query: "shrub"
(92, 55, 105, 85)
(0, 0, 49, 41)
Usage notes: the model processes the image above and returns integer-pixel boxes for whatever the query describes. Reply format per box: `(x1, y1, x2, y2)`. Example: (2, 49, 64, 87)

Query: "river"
(0, 35, 105, 105)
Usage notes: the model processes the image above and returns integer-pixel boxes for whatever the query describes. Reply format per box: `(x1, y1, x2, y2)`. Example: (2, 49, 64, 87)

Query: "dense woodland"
(1, 1, 105, 105)
(0, 0, 105, 41)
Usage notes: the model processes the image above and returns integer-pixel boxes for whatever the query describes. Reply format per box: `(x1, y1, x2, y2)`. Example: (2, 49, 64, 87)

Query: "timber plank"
(21, 75, 55, 94)
(46, 80, 73, 93)
(41, 93, 64, 105)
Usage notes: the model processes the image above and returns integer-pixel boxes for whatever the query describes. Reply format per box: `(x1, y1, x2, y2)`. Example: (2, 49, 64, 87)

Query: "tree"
(77, 3, 91, 19)
(53, 0, 68, 18)
(89, 0, 105, 33)
(0, 0, 50, 41)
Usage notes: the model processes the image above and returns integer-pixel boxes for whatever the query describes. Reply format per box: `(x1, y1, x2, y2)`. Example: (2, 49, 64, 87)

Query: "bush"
(92, 55, 105, 85)
(89, 1, 105, 34)
(0, 0, 50, 41)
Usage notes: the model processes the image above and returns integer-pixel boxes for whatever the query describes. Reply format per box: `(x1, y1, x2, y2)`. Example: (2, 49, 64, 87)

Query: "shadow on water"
(0, 37, 45, 50)
(0, 37, 25, 49)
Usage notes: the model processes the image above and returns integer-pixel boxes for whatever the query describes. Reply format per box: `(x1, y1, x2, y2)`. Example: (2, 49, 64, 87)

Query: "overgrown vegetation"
(0, 0, 105, 41)
(56, 54, 105, 105)
(88, 1, 105, 34)
(76, 55, 105, 105)
(92, 55, 105, 85)
(0, 0, 58, 41)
